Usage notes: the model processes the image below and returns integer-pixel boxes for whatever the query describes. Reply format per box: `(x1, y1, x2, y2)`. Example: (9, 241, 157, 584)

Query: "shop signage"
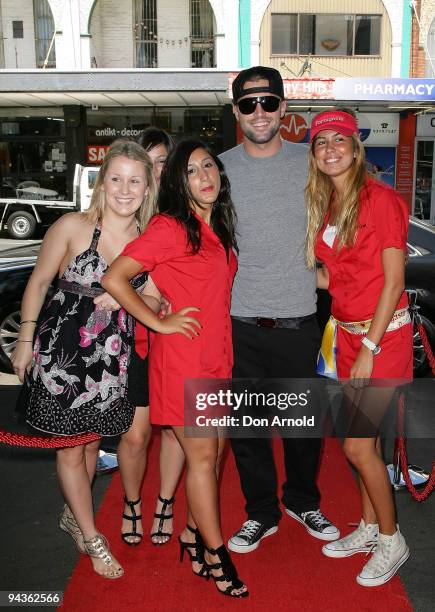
(228, 76, 435, 102)
(228, 75, 335, 100)
(334, 78, 435, 101)
(93, 128, 143, 137)
(283, 79, 335, 99)
(87, 145, 110, 163)
(416, 114, 435, 137)
(357, 113, 399, 146)
(395, 114, 416, 206)
(280, 113, 309, 143)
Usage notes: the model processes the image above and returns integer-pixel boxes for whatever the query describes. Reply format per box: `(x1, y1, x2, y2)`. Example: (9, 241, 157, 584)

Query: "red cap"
(310, 110, 358, 142)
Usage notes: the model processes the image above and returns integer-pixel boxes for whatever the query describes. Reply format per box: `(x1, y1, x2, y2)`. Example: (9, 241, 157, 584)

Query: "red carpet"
(62, 437, 412, 611)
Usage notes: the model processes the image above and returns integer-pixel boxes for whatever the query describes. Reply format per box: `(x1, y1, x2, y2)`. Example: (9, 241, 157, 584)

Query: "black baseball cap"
(232, 66, 284, 104)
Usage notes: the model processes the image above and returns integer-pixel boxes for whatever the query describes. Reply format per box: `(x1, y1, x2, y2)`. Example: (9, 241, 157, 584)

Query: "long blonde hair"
(82, 138, 157, 231)
(305, 133, 368, 269)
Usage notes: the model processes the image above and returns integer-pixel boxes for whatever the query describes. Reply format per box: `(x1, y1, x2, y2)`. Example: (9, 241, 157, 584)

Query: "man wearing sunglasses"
(220, 66, 338, 554)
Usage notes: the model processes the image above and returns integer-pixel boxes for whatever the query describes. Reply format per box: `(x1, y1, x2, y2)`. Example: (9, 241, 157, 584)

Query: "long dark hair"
(137, 127, 174, 154)
(158, 139, 238, 256)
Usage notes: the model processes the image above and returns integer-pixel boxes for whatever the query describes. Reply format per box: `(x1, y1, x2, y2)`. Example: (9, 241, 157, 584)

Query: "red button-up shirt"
(315, 178, 409, 322)
(122, 213, 237, 425)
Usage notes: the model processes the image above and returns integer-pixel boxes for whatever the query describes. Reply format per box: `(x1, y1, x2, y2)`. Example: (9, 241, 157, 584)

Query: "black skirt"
(127, 350, 149, 407)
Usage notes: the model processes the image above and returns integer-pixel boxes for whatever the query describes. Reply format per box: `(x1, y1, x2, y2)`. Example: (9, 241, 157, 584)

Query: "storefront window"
(415, 140, 435, 222)
(87, 106, 223, 163)
(0, 113, 64, 137)
(0, 109, 66, 199)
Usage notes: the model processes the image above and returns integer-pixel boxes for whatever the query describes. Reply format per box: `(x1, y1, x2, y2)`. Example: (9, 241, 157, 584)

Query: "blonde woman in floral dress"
(11, 139, 159, 579)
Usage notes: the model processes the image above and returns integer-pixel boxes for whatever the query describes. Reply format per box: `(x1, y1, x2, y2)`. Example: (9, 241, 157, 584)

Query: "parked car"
(406, 217, 435, 376)
(0, 242, 40, 372)
(1, 217, 435, 376)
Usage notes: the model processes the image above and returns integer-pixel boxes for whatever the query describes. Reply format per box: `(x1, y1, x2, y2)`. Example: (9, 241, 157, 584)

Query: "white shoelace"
(238, 520, 262, 537)
(301, 510, 330, 528)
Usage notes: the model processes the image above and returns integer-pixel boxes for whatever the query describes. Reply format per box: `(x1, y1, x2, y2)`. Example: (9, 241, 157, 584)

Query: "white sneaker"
(356, 528, 410, 587)
(322, 519, 378, 558)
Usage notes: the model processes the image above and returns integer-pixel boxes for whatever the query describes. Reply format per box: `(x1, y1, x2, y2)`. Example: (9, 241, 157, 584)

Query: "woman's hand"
(93, 292, 121, 311)
(157, 307, 201, 339)
(316, 264, 329, 289)
(11, 343, 34, 383)
(349, 345, 374, 388)
(159, 296, 172, 319)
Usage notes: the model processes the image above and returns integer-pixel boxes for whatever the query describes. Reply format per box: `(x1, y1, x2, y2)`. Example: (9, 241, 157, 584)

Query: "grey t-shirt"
(220, 140, 316, 318)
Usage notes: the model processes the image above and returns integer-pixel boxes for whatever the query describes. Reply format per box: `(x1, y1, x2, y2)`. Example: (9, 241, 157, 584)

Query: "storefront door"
(414, 138, 435, 223)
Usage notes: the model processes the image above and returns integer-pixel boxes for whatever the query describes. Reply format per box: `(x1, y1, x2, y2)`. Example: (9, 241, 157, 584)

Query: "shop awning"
(0, 69, 231, 107)
(0, 70, 433, 112)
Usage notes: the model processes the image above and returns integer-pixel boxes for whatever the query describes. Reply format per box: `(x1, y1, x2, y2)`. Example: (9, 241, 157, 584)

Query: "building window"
(190, 0, 215, 67)
(134, 0, 158, 68)
(12, 21, 24, 39)
(271, 13, 381, 56)
(33, 0, 56, 68)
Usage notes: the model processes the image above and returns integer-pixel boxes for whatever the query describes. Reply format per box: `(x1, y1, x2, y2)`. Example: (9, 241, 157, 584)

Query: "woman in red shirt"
(305, 109, 412, 587)
(102, 140, 248, 598)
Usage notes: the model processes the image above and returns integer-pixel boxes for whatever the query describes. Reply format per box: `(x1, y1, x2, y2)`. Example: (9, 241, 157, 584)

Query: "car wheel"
(0, 304, 21, 373)
(413, 314, 435, 377)
(7, 211, 37, 239)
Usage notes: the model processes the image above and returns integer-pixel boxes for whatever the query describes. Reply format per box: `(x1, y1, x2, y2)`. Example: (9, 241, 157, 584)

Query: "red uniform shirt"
(315, 178, 412, 379)
(122, 213, 237, 425)
(315, 177, 409, 323)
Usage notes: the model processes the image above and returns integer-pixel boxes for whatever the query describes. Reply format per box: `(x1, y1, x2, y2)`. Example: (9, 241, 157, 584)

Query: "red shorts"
(336, 323, 413, 381)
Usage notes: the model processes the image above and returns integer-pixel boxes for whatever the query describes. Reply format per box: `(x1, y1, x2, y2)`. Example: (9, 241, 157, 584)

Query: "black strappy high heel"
(121, 496, 143, 546)
(178, 525, 209, 579)
(151, 495, 175, 545)
(205, 544, 249, 598)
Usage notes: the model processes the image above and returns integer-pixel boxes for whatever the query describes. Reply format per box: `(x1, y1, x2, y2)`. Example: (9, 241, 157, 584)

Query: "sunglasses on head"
(237, 95, 281, 115)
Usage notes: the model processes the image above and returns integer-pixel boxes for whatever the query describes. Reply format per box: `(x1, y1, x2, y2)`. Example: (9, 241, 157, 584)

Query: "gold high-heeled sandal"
(83, 533, 124, 579)
(59, 504, 85, 553)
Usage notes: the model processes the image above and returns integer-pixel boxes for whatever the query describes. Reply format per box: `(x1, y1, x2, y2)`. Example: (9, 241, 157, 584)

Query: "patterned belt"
(232, 314, 316, 329)
(334, 307, 411, 335)
(56, 278, 105, 298)
(317, 308, 412, 380)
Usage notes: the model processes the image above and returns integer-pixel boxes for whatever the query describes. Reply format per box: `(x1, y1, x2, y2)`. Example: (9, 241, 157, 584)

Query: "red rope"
(417, 321, 435, 374)
(397, 393, 435, 501)
(0, 427, 100, 448)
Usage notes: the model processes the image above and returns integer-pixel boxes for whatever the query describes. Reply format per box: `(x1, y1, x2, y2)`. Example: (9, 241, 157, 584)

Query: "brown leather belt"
(232, 314, 316, 329)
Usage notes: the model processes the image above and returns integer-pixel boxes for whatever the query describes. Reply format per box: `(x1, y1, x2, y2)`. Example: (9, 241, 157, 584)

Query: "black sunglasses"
(237, 95, 281, 115)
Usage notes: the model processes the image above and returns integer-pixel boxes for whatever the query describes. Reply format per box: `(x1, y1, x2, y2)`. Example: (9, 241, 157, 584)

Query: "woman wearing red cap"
(305, 108, 412, 587)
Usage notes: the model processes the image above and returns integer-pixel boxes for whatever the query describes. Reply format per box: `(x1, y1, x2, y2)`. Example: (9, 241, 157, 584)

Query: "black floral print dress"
(26, 224, 147, 437)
